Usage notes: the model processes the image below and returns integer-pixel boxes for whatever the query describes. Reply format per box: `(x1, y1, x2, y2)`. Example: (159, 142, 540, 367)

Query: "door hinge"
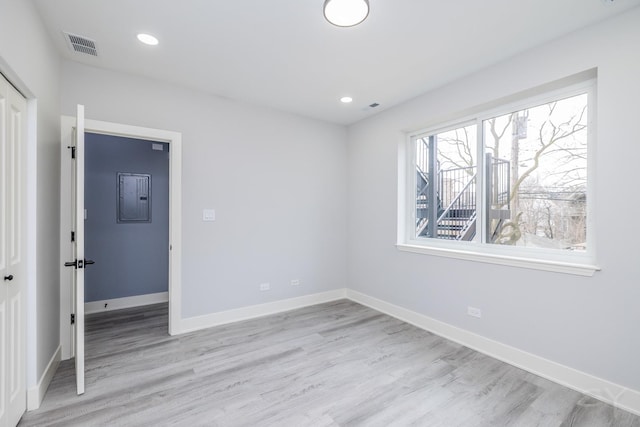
(69, 146, 76, 159)
(71, 231, 75, 242)
(71, 313, 76, 325)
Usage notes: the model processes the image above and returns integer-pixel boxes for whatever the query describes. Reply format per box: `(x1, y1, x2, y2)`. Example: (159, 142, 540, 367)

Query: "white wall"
(0, 0, 61, 387)
(347, 8, 640, 392)
(61, 61, 348, 318)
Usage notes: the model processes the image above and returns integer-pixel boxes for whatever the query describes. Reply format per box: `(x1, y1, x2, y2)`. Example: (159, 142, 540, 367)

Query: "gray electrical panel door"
(117, 173, 151, 222)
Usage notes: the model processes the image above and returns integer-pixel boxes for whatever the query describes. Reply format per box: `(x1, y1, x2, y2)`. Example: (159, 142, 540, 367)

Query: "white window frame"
(397, 78, 599, 276)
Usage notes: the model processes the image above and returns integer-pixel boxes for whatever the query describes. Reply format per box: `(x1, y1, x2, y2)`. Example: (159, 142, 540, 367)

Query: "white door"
(0, 75, 27, 426)
(64, 105, 86, 395)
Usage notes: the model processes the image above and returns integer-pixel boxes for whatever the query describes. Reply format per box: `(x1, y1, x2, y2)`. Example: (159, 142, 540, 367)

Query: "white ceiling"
(33, 0, 640, 125)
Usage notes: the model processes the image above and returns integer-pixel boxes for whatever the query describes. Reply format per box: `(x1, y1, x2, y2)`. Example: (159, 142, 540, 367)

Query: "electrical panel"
(117, 173, 151, 223)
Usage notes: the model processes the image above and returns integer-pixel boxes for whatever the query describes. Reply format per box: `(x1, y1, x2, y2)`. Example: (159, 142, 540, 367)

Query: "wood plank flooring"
(19, 300, 640, 426)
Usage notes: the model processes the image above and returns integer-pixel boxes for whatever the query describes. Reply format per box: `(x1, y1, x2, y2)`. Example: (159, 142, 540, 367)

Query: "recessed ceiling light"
(137, 33, 159, 46)
(340, 96, 353, 103)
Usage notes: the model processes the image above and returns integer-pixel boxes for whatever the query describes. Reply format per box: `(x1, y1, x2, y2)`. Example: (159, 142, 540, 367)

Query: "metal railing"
(435, 166, 476, 240)
(438, 165, 476, 218)
(488, 155, 510, 207)
(415, 138, 511, 240)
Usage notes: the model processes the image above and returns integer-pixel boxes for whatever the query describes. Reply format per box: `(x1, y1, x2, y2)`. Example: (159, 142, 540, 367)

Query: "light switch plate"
(202, 209, 215, 221)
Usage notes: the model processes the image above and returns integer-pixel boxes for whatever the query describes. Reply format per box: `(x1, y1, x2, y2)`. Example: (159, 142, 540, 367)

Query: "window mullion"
(428, 135, 438, 238)
(407, 136, 417, 242)
(476, 118, 485, 244)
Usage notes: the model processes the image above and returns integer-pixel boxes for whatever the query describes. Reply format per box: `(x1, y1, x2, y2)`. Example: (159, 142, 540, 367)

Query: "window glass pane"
(483, 93, 588, 250)
(415, 124, 477, 240)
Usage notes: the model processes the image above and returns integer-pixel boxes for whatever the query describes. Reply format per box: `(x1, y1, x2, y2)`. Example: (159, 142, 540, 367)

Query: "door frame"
(59, 116, 182, 359)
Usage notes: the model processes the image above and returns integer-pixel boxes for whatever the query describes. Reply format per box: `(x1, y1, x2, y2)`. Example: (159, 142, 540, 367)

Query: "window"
(400, 80, 596, 275)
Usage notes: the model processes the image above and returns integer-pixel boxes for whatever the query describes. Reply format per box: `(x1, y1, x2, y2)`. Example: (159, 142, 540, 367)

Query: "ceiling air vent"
(64, 32, 98, 57)
(361, 102, 381, 112)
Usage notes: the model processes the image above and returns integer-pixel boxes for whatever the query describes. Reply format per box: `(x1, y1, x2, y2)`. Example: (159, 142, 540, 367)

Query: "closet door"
(0, 74, 27, 427)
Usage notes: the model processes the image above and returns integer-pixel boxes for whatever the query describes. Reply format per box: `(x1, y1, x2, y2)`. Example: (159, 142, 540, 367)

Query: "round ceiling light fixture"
(340, 96, 353, 103)
(137, 33, 159, 46)
(324, 0, 370, 27)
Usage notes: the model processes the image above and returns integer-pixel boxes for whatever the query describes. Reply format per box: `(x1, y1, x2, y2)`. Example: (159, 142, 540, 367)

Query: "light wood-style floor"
(19, 300, 640, 426)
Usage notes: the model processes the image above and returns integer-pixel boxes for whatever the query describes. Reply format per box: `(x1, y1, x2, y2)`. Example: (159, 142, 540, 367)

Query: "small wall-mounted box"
(117, 173, 151, 223)
(202, 209, 216, 221)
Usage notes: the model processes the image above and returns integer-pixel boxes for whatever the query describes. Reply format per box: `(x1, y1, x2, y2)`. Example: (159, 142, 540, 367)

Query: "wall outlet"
(467, 306, 482, 318)
(290, 279, 300, 286)
(259, 282, 270, 291)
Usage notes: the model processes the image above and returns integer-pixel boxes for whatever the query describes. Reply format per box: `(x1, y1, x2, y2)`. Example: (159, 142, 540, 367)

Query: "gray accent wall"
(85, 133, 169, 302)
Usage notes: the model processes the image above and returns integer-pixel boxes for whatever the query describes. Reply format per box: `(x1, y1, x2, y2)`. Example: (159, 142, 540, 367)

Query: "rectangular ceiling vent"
(64, 32, 98, 57)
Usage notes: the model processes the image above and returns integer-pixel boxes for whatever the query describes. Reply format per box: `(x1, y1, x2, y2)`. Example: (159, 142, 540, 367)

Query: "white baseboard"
(345, 289, 640, 416)
(85, 292, 169, 314)
(179, 289, 347, 334)
(27, 345, 61, 411)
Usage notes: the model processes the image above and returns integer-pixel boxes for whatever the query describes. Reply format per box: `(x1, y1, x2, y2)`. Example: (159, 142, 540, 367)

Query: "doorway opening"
(84, 133, 169, 314)
(60, 117, 182, 361)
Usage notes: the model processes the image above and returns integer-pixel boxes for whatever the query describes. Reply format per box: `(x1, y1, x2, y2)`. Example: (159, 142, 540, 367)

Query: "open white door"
(64, 105, 87, 395)
(75, 104, 86, 395)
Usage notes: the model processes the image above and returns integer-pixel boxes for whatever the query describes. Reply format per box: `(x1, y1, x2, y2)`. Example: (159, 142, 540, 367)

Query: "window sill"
(396, 243, 600, 276)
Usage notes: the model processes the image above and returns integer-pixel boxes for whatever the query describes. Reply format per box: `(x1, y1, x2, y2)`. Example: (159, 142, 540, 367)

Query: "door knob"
(3, 275, 13, 281)
(64, 259, 95, 269)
